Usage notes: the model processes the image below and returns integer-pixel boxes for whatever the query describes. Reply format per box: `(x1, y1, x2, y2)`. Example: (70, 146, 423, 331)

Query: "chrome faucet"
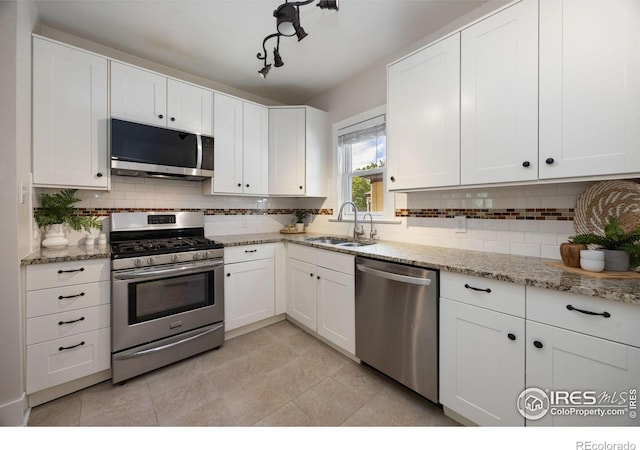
(337, 201, 364, 239)
(362, 213, 377, 240)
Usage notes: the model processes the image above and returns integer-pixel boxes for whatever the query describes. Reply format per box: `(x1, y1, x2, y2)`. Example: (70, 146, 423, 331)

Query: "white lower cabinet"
(224, 244, 275, 331)
(439, 272, 525, 426)
(440, 275, 640, 427)
(286, 244, 355, 354)
(525, 287, 640, 427)
(25, 259, 111, 395)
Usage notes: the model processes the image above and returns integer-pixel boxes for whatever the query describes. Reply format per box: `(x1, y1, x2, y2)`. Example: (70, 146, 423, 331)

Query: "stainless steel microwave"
(110, 118, 214, 181)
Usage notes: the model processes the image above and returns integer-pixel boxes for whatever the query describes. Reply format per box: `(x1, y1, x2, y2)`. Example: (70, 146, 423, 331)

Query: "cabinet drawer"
(27, 304, 110, 345)
(440, 272, 525, 318)
(26, 327, 111, 394)
(287, 243, 317, 265)
(26, 280, 110, 318)
(26, 259, 110, 290)
(224, 243, 275, 264)
(317, 249, 354, 276)
(527, 287, 640, 348)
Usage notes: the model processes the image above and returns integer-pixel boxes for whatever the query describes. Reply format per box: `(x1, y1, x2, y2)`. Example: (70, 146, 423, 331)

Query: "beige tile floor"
(28, 320, 459, 427)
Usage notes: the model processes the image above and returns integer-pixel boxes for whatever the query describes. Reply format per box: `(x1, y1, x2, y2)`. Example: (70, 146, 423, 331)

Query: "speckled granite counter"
(210, 232, 640, 305)
(21, 244, 111, 265)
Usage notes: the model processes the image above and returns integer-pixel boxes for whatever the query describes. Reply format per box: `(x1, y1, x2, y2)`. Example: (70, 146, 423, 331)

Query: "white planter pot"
(295, 223, 305, 232)
(41, 224, 69, 249)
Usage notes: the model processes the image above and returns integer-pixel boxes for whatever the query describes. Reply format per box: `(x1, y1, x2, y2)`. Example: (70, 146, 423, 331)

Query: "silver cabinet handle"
(114, 323, 223, 360)
(356, 264, 432, 286)
(113, 260, 222, 280)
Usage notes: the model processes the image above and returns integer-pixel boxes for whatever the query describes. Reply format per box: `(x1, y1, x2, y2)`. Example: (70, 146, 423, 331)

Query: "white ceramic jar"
(580, 250, 605, 272)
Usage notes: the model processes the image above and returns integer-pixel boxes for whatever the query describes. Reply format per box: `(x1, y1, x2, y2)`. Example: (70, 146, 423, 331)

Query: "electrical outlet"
(241, 214, 248, 228)
(454, 215, 467, 233)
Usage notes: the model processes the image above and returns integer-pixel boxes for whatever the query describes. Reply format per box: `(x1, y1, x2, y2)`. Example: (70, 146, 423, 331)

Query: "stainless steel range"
(109, 211, 224, 384)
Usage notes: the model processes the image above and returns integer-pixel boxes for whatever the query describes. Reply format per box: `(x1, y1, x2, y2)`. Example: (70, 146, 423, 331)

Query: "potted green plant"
(568, 216, 640, 271)
(35, 189, 102, 248)
(294, 210, 307, 232)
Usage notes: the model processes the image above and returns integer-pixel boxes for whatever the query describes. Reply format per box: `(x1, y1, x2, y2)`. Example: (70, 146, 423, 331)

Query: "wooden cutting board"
(546, 261, 640, 279)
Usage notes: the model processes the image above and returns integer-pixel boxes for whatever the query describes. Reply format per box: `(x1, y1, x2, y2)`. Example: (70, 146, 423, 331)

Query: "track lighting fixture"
(257, 0, 339, 78)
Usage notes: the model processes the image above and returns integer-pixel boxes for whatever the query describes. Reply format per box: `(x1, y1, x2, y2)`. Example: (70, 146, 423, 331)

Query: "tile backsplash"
(304, 181, 599, 261)
(34, 175, 605, 261)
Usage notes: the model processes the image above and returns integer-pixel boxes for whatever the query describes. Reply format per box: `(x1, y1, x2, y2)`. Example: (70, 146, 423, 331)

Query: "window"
(337, 113, 387, 216)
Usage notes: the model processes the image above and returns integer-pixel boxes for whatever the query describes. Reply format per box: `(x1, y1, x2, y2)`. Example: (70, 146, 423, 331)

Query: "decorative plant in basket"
(35, 189, 102, 248)
(568, 216, 640, 271)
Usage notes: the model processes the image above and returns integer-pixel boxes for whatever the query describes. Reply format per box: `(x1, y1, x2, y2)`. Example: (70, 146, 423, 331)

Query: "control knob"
(193, 252, 202, 261)
(171, 254, 180, 263)
(134, 258, 143, 267)
(147, 257, 156, 265)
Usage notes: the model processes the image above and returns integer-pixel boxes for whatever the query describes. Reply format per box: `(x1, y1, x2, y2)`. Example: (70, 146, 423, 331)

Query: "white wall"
(0, 0, 38, 426)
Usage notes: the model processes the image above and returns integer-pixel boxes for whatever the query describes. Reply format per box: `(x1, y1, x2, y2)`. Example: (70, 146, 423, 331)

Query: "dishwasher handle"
(356, 263, 432, 286)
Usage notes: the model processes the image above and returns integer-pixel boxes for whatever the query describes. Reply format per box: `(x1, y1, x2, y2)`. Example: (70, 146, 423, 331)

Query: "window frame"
(332, 105, 393, 220)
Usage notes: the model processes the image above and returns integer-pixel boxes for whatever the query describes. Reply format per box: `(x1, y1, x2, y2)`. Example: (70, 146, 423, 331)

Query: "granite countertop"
(21, 244, 111, 265)
(211, 232, 640, 305)
(21, 232, 640, 304)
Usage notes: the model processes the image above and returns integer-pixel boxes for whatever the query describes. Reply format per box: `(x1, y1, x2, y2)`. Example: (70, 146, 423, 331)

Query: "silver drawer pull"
(58, 317, 85, 325)
(464, 283, 491, 293)
(566, 304, 610, 318)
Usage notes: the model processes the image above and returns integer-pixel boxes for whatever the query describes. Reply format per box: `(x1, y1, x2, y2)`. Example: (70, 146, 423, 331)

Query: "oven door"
(111, 259, 224, 353)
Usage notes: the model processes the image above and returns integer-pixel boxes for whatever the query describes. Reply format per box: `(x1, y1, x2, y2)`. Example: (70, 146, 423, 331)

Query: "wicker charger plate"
(574, 180, 640, 235)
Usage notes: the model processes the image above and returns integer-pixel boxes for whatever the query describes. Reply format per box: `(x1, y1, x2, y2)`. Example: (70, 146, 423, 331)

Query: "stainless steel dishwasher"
(355, 257, 439, 403)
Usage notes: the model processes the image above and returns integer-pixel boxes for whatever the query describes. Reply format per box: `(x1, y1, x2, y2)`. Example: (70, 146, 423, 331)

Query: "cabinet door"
(526, 321, 640, 427)
(460, 0, 538, 185)
(286, 258, 317, 330)
(440, 298, 525, 426)
(213, 93, 243, 194)
(242, 102, 269, 195)
(539, 0, 640, 179)
(387, 33, 460, 190)
(167, 79, 213, 135)
(316, 267, 355, 354)
(32, 38, 108, 189)
(110, 61, 167, 127)
(269, 108, 306, 196)
(224, 259, 274, 331)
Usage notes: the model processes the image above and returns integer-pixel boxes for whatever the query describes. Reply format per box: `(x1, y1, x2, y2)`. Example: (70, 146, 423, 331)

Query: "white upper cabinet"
(539, 0, 640, 179)
(111, 61, 212, 135)
(32, 36, 109, 189)
(208, 93, 268, 195)
(242, 102, 269, 195)
(211, 93, 243, 194)
(269, 107, 306, 196)
(387, 33, 460, 190)
(460, 0, 538, 185)
(268, 106, 329, 197)
(166, 78, 214, 136)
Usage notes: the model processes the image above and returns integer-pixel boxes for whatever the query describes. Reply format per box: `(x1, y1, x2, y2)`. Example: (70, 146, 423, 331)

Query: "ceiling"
(34, 0, 504, 104)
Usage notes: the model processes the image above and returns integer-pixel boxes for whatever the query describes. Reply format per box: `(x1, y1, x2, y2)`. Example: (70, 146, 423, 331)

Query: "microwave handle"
(196, 134, 203, 169)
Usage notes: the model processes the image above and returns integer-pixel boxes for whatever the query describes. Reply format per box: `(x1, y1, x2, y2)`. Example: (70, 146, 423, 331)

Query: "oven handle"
(113, 323, 224, 361)
(113, 260, 223, 280)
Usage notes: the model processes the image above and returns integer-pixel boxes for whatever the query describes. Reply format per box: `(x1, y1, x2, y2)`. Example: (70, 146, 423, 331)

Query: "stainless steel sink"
(305, 236, 375, 247)
(305, 236, 351, 245)
(336, 241, 374, 248)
